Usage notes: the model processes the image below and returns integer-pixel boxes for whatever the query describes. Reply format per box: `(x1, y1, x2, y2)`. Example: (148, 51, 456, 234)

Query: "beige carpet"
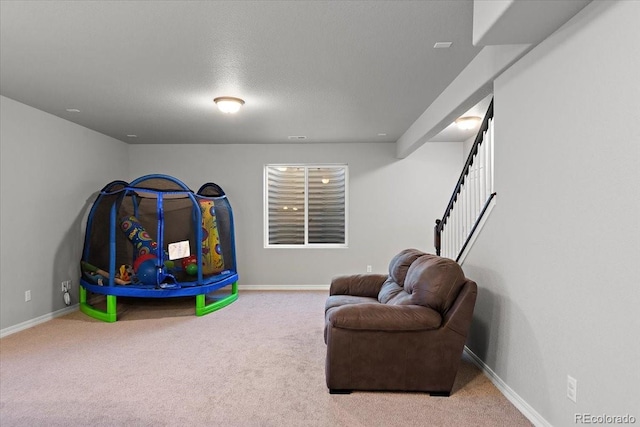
(0, 291, 531, 426)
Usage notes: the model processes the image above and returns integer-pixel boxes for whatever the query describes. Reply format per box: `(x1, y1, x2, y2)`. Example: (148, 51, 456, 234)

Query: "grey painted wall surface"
(127, 141, 462, 286)
(0, 96, 462, 329)
(463, 1, 640, 424)
(0, 96, 129, 329)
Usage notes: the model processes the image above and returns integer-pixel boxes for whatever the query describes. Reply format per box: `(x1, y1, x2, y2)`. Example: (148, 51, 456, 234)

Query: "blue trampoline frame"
(79, 174, 238, 322)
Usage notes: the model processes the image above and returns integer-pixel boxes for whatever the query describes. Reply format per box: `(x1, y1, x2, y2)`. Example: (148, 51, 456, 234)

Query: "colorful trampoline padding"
(199, 199, 225, 275)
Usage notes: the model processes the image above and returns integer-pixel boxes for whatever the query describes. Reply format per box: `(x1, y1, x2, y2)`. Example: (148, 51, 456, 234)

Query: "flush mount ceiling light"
(455, 116, 482, 130)
(213, 96, 245, 114)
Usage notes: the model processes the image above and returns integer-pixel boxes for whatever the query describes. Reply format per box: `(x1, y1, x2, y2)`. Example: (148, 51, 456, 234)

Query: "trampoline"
(79, 174, 238, 322)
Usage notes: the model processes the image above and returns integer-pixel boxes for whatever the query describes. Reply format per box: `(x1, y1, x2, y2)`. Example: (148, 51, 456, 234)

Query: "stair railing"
(435, 99, 496, 262)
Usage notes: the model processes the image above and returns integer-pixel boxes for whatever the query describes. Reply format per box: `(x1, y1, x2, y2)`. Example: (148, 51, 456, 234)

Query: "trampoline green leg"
(79, 285, 117, 323)
(195, 282, 238, 316)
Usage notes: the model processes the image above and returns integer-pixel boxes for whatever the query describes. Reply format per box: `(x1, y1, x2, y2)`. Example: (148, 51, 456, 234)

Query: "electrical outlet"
(61, 280, 72, 292)
(366, 265, 372, 273)
(567, 375, 577, 403)
(25, 290, 31, 302)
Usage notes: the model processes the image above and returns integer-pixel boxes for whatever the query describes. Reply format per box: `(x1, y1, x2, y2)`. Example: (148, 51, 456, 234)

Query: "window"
(264, 164, 348, 247)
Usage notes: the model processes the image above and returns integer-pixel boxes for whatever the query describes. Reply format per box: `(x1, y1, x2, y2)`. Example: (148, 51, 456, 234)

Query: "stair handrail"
(434, 99, 494, 258)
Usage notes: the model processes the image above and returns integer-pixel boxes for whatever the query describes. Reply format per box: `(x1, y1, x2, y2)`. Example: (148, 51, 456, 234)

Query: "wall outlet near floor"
(61, 280, 72, 292)
(366, 265, 372, 273)
(567, 375, 577, 403)
(25, 290, 32, 302)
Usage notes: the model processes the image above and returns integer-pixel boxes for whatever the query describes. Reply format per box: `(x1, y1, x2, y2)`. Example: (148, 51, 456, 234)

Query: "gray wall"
(0, 96, 129, 330)
(128, 141, 462, 286)
(462, 133, 475, 164)
(0, 95, 462, 330)
(463, 1, 640, 425)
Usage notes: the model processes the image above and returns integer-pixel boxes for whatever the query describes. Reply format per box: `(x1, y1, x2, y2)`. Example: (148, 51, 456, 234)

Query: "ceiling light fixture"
(455, 116, 482, 130)
(213, 96, 245, 114)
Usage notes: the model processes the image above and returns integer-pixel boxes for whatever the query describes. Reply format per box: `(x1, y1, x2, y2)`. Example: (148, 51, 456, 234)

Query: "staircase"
(435, 99, 496, 263)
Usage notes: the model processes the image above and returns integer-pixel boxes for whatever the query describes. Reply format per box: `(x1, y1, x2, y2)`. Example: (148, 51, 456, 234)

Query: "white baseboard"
(463, 346, 551, 427)
(238, 284, 329, 291)
(0, 304, 79, 338)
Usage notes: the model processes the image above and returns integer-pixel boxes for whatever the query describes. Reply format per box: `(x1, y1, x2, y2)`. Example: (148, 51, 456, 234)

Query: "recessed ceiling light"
(213, 96, 245, 114)
(288, 136, 307, 141)
(377, 133, 387, 137)
(455, 116, 482, 130)
(127, 134, 138, 138)
(434, 42, 452, 49)
(66, 108, 80, 113)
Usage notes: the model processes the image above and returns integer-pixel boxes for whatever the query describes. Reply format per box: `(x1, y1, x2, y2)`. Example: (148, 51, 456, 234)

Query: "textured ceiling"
(0, 1, 483, 145)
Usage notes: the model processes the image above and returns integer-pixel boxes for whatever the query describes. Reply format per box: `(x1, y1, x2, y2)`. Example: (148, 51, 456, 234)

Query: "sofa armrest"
(442, 280, 477, 337)
(326, 303, 441, 332)
(329, 274, 387, 298)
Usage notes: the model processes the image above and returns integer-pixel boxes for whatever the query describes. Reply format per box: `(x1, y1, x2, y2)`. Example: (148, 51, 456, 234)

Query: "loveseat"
(324, 249, 477, 396)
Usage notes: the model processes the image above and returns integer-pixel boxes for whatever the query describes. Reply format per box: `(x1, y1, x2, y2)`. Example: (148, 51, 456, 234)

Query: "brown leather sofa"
(324, 249, 477, 396)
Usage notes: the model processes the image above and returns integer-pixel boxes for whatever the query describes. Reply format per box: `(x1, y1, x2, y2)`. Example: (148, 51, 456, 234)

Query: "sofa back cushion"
(378, 249, 426, 304)
(388, 248, 426, 285)
(404, 255, 466, 313)
(378, 278, 408, 304)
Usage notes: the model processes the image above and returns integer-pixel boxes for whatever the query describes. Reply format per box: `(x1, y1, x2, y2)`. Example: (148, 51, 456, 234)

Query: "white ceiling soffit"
(473, 0, 592, 46)
(396, 43, 531, 159)
(0, 1, 482, 145)
(398, 0, 593, 158)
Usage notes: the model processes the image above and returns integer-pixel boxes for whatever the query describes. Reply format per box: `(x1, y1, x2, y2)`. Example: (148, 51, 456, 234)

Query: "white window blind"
(264, 165, 348, 247)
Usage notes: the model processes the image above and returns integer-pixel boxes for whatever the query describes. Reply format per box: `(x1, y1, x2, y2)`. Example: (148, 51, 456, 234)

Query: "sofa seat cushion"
(326, 303, 442, 332)
(325, 295, 378, 312)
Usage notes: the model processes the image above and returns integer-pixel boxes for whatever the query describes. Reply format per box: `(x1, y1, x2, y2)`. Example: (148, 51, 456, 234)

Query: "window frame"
(263, 163, 349, 249)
